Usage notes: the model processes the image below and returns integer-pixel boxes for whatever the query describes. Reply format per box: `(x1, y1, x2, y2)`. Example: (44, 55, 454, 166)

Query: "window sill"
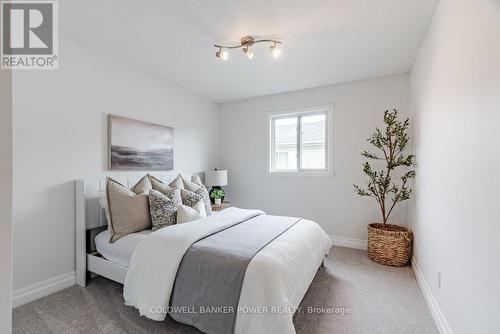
(267, 170, 334, 177)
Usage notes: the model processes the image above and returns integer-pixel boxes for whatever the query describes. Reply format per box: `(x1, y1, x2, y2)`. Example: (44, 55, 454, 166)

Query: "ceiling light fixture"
(269, 42, 281, 58)
(214, 36, 282, 61)
(215, 47, 229, 61)
(242, 46, 254, 59)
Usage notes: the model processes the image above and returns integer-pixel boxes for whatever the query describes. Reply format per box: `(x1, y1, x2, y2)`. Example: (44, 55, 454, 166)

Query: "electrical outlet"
(436, 270, 442, 288)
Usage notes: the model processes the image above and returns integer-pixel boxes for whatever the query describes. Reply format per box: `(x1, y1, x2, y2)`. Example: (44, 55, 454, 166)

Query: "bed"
(76, 175, 333, 334)
(95, 229, 151, 267)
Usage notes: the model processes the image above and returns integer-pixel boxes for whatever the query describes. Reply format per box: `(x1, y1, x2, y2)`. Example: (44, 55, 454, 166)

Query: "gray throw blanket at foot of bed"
(169, 214, 301, 334)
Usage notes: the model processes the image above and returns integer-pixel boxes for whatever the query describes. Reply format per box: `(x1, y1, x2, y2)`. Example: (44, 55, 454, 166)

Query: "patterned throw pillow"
(149, 175, 182, 205)
(180, 189, 204, 208)
(148, 189, 177, 231)
(195, 186, 212, 216)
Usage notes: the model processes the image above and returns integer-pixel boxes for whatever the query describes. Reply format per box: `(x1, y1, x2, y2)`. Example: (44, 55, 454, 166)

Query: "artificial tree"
(354, 109, 416, 227)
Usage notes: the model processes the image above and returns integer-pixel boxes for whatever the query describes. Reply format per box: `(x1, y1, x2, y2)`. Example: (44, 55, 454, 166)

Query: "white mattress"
(95, 229, 152, 267)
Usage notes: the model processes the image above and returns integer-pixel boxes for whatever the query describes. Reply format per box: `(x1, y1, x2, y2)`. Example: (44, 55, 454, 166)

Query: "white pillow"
(176, 201, 207, 224)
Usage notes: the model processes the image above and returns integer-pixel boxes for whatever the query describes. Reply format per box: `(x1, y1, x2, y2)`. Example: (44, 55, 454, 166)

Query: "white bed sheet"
(123, 208, 332, 334)
(95, 229, 152, 267)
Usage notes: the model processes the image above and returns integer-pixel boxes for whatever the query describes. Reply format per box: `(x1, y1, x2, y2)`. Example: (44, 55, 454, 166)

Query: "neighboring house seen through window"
(268, 105, 333, 176)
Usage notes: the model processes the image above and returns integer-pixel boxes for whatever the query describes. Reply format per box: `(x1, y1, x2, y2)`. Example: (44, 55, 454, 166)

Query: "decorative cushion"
(106, 176, 152, 243)
(169, 175, 184, 189)
(188, 174, 212, 216)
(181, 175, 202, 192)
(176, 201, 207, 224)
(191, 174, 203, 185)
(180, 189, 204, 208)
(100, 175, 152, 224)
(130, 175, 152, 194)
(149, 175, 182, 205)
(149, 189, 177, 231)
(195, 186, 212, 216)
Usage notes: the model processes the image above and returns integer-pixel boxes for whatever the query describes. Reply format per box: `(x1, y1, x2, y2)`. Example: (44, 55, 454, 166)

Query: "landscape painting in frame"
(109, 115, 173, 171)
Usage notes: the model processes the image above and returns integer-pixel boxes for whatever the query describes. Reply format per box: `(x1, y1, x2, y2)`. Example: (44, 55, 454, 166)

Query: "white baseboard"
(12, 271, 75, 308)
(330, 235, 367, 250)
(411, 259, 453, 334)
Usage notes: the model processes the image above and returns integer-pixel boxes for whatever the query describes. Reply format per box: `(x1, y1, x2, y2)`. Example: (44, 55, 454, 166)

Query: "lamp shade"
(205, 169, 228, 186)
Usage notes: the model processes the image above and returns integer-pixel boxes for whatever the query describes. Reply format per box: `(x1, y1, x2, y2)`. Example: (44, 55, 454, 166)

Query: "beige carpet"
(13, 246, 438, 334)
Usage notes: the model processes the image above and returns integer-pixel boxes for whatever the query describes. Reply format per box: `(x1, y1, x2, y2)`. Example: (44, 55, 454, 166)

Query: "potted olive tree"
(354, 110, 416, 266)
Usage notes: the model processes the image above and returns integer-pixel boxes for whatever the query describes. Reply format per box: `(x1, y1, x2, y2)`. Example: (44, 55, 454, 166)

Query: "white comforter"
(124, 207, 332, 334)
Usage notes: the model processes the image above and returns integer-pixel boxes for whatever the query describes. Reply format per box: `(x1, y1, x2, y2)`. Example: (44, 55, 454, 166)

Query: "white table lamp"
(205, 169, 228, 204)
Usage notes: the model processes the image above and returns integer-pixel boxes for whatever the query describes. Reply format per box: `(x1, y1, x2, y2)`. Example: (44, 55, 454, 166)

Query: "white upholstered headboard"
(75, 173, 195, 286)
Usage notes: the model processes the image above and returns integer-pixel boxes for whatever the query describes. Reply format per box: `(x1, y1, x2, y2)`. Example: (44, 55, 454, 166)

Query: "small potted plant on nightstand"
(210, 188, 225, 205)
(354, 109, 416, 266)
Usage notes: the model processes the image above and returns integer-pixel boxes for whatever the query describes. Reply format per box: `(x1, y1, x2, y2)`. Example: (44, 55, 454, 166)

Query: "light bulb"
(242, 47, 254, 60)
(216, 49, 228, 61)
(220, 50, 228, 61)
(270, 44, 281, 58)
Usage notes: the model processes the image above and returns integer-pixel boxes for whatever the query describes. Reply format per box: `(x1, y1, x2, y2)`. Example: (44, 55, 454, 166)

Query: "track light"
(214, 36, 282, 61)
(269, 42, 281, 58)
(242, 46, 254, 60)
(215, 48, 228, 61)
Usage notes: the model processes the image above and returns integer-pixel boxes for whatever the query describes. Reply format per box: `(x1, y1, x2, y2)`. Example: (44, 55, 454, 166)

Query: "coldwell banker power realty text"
(1, 0, 58, 69)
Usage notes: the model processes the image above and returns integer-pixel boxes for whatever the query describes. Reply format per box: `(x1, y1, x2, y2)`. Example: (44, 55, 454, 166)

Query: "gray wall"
(0, 69, 13, 332)
(410, 0, 500, 332)
(11, 35, 220, 292)
(220, 74, 410, 242)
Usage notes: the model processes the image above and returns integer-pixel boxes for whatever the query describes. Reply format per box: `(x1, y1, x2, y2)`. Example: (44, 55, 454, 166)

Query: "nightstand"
(211, 201, 231, 212)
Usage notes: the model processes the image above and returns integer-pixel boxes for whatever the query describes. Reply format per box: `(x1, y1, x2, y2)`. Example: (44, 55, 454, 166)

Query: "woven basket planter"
(367, 223, 412, 266)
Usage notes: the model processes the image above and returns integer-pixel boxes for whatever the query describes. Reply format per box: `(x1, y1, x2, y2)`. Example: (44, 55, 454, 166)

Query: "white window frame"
(267, 104, 334, 177)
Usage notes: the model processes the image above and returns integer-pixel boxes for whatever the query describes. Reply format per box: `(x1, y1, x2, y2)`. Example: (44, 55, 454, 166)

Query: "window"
(268, 105, 333, 176)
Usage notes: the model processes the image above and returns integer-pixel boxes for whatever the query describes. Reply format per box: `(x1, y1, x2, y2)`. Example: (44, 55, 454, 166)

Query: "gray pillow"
(195, 186, 212, 216)
(149, 189, 177, 231)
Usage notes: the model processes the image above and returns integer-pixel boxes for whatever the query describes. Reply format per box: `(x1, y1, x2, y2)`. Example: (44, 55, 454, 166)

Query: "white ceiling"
(62, 0, 438, 103)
